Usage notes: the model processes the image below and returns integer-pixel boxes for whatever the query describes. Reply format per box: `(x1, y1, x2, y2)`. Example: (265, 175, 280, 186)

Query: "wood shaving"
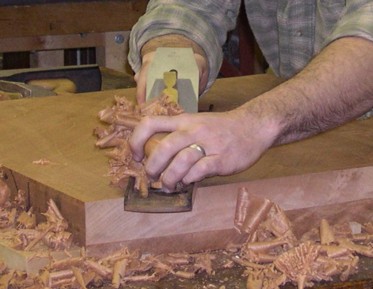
(94, 94, 183, 197)
(32, 159, 62, 166)
(0, 177, 217, 288)
(32, 159, 52, 165)
(234, 187, 373, 289)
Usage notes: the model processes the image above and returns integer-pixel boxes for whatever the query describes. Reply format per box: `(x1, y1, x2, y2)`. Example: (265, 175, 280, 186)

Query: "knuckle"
(197, 158, 219, 178)
(134, 73, 139, 82)
(140, 116, 154, 128)
(190, 124, 206, 138)
(176, 150, 190, 163)
(197, 161, 212, 175)
(145, 165, 158, 180)
(161, 175, 176, 191)
(158, 140, 174, 153)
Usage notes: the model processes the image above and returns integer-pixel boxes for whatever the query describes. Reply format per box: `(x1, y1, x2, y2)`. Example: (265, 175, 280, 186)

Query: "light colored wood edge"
(86, 229, 246, 256)
(0, 242, 50, 274)
(0, 241, 82, 275)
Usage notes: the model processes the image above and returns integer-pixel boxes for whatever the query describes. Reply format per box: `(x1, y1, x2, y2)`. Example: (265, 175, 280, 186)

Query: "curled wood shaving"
(32, 159, 52, 165)
(95, 94, 184, 196)
(0, 183, 72, 252)
(234, 189, 373, 289)
(320, 218, 336, 245)
(234, 187, 273, 235)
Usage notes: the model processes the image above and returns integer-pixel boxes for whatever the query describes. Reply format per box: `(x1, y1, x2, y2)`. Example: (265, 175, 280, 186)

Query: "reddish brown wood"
(0, 74, 372, 255)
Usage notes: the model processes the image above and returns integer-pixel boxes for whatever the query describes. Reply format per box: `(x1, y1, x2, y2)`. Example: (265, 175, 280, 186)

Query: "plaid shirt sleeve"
(324, 1, 373, 47)
(129, 0, 373, 89)
(128, 0, 241, 91)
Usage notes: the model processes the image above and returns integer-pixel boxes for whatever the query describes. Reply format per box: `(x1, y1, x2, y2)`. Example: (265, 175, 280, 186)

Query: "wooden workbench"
(0, 74, 372, 255)
(0, 1, 148, 71)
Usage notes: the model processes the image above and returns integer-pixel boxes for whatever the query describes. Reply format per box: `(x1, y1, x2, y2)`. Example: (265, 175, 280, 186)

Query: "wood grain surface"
(0, 74, 372, 254)
(0, 1, 148, 38)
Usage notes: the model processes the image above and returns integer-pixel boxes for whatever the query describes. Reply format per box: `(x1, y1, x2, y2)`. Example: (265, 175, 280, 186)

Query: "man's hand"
(130, 36, 373, 191)
(129, 109, 279, 191)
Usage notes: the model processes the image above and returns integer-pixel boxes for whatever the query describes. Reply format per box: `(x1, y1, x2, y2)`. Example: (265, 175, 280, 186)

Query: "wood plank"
(0, 33, 105, 53)
(30, 50, 64, 67)
(85, 166, 373, 255)
(96, 31, 131, 72)
(0, 1, 148, 38)
(0, 74, 372, 254)
(0, 31, 130, 72)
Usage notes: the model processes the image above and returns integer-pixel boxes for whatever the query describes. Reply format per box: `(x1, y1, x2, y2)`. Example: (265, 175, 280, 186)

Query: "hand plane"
(124, 47, 199, 213)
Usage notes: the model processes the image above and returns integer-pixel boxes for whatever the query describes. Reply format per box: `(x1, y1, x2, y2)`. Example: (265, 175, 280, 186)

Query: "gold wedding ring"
(189, 144, 206, 157)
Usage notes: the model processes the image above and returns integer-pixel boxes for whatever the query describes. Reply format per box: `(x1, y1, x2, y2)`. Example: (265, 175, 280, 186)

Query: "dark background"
(0, 0, 103, 5)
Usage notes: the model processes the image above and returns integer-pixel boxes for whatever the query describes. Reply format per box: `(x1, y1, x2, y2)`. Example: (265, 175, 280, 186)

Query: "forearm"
(128, 1, 241, 90)
(240, 36, 373, 146)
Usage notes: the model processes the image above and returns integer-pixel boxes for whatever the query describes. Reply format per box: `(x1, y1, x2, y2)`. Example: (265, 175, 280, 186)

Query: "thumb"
(135, 52, 156, 105)
(194, 53, 208, 94)
(135, 71, 146, 105)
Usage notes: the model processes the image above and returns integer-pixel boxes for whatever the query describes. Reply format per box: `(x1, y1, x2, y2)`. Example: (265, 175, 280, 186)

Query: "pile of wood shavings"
(232, 188, 373, 289)
(0, 181, 72, 251)
(0, 178, 372, 288)
(94, 94, 183, 197)
(0, 178, 215, 288)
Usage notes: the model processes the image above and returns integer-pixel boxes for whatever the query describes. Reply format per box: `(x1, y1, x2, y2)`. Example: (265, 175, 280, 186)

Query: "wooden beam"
(0, 74, 372, 255)
(0, 33, 104, 53)
(0, 31, 130, 72)
(0, 1, 148, 38)
(30, 50, 64, 67)
(84, 166, 373, 255)
(96, 31, 130, 72)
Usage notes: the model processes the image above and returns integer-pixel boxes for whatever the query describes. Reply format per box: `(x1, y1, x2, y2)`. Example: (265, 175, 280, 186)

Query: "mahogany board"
(0, 74, 372, 254)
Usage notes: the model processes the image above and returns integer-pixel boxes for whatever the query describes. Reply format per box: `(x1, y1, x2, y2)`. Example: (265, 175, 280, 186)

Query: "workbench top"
(1, 73, 372, 203)
(0, 74, 372, 288)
